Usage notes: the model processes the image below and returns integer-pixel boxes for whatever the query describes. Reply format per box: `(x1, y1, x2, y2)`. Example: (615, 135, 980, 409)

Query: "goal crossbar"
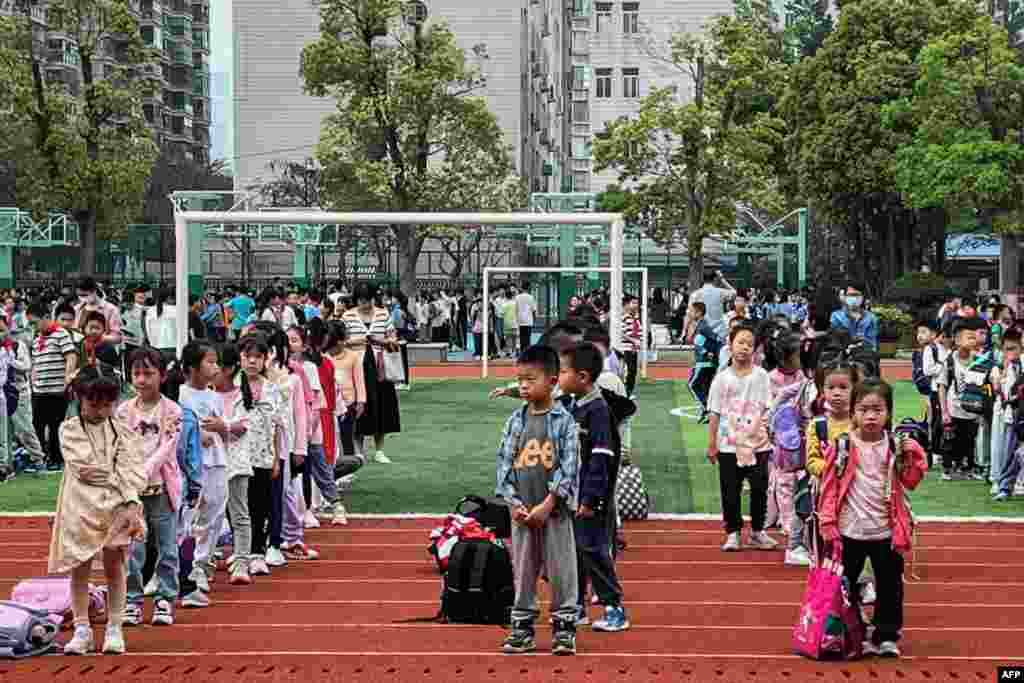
(482, 266, 648, 380)
(171, 209, 626, 355)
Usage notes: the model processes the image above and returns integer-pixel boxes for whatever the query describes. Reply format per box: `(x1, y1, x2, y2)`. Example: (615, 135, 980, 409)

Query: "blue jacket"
(495, 400, 580, 511)
(830, 308, 879, 351)
(176, 406, 204, 502)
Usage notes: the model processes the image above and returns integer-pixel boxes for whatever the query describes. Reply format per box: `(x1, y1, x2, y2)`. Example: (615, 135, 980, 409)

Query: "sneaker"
(332, 502, 349, 526)
(151, 599, 174, 626)
(942, 470, 954, 481)
(721, 532, 741, 552)
(993, 491, 1010, 501)
(749, 530, 779, 551)
(282, 542, 320, 560)
(785, 547, 812, 567)
(1015, 483, 1024, 496)
(861, 640, 880, 657)
(123, 603, 143, 627)
(303, 509, 320, 529)
(859, 580, 877, 606)
(229, 559, 252, 585)
(373, 451, 392, 464)
(502, 620, 536, 654)
(189, 566, 211, 594)
(551, 619, 577, 655)
(143, 574, 159, 597)
(64, 624, 95, 655)
(102, 624, 125, 655)
(592, 605, 630, 632)
(180, 589, 210, 608)
(591, 593, 601, 606)
(877, 640, 901, 657)
(575, 606, 590, 626)
(265, 546, 288, 567)
(0, 465, 13, 483)
(249, 556, 271, 576)
(336, 474, 357, 491)
(21, 463, 44, 475)
(45, 460, 64, 474)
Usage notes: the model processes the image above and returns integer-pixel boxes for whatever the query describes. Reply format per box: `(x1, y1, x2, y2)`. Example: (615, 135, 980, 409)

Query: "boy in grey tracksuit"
(495, 345, 580, 656)
(9, 334, 45, 472)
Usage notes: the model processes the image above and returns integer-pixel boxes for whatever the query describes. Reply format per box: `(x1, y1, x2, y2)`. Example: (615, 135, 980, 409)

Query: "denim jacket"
(176, 406, 204, 502)
(495, 400, 580, 511)
(829, 309, 879, 351)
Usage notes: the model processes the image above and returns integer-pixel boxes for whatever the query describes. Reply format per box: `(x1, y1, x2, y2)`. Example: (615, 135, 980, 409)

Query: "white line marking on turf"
(140, 623, 1024, 633)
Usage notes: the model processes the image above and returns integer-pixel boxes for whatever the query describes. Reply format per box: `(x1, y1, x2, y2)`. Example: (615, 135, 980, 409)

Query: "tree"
(143, 149, 233, 225)
(0, 0, 159, 275)
(300, 0, 526, 295)
(593, 15, 786, 290)
(782, 0, 833, 60)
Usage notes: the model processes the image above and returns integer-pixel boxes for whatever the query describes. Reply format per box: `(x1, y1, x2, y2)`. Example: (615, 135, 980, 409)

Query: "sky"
(209, 0, 234, 175)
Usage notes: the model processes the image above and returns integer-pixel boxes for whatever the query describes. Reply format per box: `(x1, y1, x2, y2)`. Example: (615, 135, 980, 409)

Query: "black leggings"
(33, 394, 66, 465)
(248, 467, 276, 555)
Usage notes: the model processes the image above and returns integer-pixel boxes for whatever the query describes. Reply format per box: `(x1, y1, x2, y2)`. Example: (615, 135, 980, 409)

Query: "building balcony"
(192, 72, 210, 97)
(46, 49, 80, 68)
(192, 28, 209, 51)
(192, 2, 210, 25)
(166, 0, 191, 17)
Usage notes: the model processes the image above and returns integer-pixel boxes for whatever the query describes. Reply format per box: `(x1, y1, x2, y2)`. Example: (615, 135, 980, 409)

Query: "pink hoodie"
(116, 396, 183, 510)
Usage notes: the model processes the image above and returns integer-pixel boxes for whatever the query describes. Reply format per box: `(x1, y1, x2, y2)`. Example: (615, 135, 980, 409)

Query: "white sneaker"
(303, 509, 320, 528)
(749, 531, 779, 551)
(859, 580, 877, 605)
(189, 566, 210, 593)
(64, 624, 95, 655)
(373, 451, 392, 464)
(862, 640, 880, 657)
(229, 559, 252, 585)
(332, 502, 349, 526)
(785, 546, 812, 566)
(249, 556, 271, 576)
(143, 574, 159, 597)
(265, 546, 288, 567)
(877, 640, 901, 657)
(180, 589, 210, 608)
(721, 532, 741, 552)
(102, 624, 125, 655)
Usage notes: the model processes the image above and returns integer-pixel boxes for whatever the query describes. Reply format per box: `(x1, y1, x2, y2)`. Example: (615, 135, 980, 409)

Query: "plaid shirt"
(495, 400, 580, 511)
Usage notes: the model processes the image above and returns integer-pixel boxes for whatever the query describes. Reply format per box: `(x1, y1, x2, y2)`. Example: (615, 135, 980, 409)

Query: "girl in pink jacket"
(818, 379, 927, 659)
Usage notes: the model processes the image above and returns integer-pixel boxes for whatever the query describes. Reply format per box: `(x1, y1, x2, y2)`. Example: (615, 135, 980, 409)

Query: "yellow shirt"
(805, 416, 853, 478)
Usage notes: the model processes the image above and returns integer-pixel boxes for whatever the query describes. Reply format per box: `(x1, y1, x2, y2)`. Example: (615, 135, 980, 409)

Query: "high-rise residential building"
(0, 0, 213, 164)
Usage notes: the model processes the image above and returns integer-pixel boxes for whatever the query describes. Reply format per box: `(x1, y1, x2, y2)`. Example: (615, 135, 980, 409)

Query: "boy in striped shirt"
(620, 295, 642, 397)
(26, 301, 78, 471)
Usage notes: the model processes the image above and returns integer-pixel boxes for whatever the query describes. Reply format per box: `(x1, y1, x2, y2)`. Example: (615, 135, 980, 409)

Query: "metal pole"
(174, 212, 189, 356)
(797, 207, 808, 288)
(641, 267, 649, 379)
(610, 218, 625, 351)
(482, 274, 490, 379)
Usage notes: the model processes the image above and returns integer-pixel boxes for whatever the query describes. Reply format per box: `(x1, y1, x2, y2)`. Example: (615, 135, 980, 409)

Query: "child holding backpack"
(818, 379, 927, 658)
(935, 317, 992, 481)
(496, 345, 580, 656)
(914, 320, 945, 469)
(117, 348, 182, 627)
(50, 367, 147, 655)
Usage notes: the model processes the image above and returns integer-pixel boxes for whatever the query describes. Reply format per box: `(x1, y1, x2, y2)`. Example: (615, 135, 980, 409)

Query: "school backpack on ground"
(428, 514, 497, 573)
(10, 576, 107, 630)
(912, 345, 939, 396)
(616, 459, 650, 520)
(455, 496, 512, 539)
(0, 601, 59, 659)
(440, 539, 515, 625)
(771, 380, 812, 471)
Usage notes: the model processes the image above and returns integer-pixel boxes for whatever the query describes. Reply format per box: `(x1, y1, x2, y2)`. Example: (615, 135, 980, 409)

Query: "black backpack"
(3, 342, 19, 417)
(440, 539, 515, 625)
(455, 496, 511, 539)
(911, 347, 936, 396)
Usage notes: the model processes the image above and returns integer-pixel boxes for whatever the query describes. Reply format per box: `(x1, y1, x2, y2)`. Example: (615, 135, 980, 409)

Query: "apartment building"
(0, 0, 212, 164)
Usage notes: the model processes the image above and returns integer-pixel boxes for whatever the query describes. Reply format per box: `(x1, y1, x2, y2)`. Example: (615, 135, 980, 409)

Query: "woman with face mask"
(828, 284, 880, 351)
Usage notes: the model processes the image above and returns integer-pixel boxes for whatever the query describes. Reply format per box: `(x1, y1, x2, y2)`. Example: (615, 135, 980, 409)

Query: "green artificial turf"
(2, 379, 1024, 518)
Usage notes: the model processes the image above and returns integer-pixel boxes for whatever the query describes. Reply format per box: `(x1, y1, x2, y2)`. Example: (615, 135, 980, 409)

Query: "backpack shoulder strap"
(931, 344, 939, 364)
(468, 542, 491, 592)
(814, 416, 828, 444)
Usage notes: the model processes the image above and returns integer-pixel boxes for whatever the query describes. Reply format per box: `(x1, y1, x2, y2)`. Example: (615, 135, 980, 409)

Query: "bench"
(407, 342, 448, 364)
(653, 344, 694, 364)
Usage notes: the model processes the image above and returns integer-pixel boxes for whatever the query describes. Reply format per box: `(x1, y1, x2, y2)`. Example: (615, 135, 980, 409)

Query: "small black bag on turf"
(441, 539, 515, 625)
(455, 495, 512, 539)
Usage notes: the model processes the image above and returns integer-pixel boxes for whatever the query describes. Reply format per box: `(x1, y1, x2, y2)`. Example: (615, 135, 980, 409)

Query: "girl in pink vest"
(818, 379, 927, 659)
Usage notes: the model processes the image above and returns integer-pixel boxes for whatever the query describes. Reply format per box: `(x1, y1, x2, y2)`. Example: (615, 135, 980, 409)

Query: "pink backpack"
(10, 576, 107, 630)
(792, 543, 865, 660)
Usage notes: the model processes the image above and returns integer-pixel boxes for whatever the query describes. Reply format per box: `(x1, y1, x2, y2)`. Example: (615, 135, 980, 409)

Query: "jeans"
(574, 512, 624, 608)
(127, 492, 179, 604)
(717, 452, 770, 534)
(302, 443, 338, 509)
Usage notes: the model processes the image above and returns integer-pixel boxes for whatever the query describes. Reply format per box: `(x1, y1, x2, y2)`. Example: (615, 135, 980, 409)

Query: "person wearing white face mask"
(73, 277, 123, 345)
(829, 284, 879, 351)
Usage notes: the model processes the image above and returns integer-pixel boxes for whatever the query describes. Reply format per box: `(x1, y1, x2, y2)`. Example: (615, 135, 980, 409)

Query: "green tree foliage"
(0, 1, 158, 274)
(593, 15, 786, 290)
(300, 0, 526, 295)
(782, 0, 833, 60)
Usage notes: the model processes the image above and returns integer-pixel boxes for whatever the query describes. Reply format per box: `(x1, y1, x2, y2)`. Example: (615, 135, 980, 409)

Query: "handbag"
(792, 538, 865, 661)
(377, 347, 404, 383)
(615, 460, 650, 520)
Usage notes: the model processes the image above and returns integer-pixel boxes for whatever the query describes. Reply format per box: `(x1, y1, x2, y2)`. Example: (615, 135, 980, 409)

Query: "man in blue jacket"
(829, 284, 879, 350)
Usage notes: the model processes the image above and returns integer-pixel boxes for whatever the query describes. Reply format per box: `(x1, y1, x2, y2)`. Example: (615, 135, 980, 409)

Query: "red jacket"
(318, 357, 337, 465)
(818, 434, 927, 554)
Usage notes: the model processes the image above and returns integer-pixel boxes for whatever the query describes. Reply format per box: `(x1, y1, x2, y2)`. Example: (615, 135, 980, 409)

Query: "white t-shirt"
(935, 353, 987, 421)
(708, 365, 772, 464)
(515, 291, 537, 327)
(179, 384, 227, 467)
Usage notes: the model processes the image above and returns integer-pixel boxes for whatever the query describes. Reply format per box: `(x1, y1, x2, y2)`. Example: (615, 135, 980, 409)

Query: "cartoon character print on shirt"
(721, 397, 769, 467)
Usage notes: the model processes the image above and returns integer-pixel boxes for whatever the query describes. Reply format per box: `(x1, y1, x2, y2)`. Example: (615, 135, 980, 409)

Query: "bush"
(884, 272, 947, 307)
(872, 304, 914, 341)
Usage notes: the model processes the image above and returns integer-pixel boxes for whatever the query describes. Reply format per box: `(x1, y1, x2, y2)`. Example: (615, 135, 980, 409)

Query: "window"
(622, 67, 639, 98)
(595, 2, 612, 33)
(595, 67, 612, 98)
(572, 65, 591, 91)
(622, 2, 639, 34)
(573, 171, 590, 192)
(571, 30, 588, 55)
(572, 101, 589, 123)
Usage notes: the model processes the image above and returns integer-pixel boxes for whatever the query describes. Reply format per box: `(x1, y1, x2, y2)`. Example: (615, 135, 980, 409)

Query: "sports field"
(5, 378, 1023, 518)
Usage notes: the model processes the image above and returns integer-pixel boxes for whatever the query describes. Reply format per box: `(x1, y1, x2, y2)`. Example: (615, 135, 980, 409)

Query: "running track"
(2, 515, 1020, 682)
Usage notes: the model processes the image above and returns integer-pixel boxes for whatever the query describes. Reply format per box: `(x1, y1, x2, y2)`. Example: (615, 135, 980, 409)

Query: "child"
(26, 300, 78, 471)
(496, 345, 580, 655)
(818, 380, 927, 658)
(935, 317, 991, 481)
(179, 341, 227, 608)
(559, 342, 630, 632)
(917, 320, 945, 468)
(325, 321, 367, 487)
(49, 367, 147, 655)
(238, 335, 287, 576)
(214, 345, 257, 582)
(767, 332, 813, 566)
(990, 329, 1022, 497)
(118, 348, 183, 627)
(686, 301, 719, 423)
(78, 311, 108, 370)
(707, 322, 777, 552)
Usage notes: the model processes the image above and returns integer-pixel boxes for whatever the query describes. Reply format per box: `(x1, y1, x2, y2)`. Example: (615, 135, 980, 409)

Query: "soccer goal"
(170, 205, 627, 355)
(482, 266, 649, 380)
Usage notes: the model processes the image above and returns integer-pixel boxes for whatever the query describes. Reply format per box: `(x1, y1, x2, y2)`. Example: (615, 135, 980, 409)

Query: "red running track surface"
(0, 516, 1019, 682)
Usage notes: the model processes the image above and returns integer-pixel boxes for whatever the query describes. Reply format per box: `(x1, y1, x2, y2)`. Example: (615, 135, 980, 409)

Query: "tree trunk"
(687, 223, 704, 291)
(396, 225, 422, 296)
(78, 210, 98, 278)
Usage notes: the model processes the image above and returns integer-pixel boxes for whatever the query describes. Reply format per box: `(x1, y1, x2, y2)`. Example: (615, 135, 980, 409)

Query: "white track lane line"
(204, 599, 1024, 609)
(120, 623, 1024, 633)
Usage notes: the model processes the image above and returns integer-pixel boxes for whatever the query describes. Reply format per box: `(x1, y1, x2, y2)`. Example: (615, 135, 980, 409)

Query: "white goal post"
(171, 209, 626, 356)
(482, 266, 649, 380)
